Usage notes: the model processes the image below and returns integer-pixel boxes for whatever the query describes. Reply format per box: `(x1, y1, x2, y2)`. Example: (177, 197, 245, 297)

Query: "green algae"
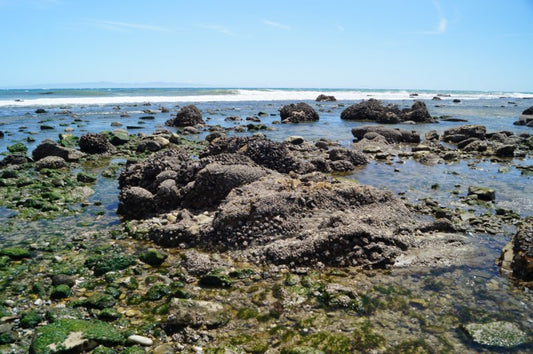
(0, 247, 31, 259)
(139, 248, 167, 266)
(85, 253, 136, 276)
(31, 318, 123, 353)
(20, 310, 42, 328)
(51, 284, 71, 299)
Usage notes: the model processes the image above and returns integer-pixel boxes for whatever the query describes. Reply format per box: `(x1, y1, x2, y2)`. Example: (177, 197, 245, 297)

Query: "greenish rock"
(468, 186, 496, 201)
(199, 272, 232, 288)
(30, 318, 123, 354)
(58, 134, 78, 148)
(0, 247, 31, 259)
(0, 169, 18, 179)
(167, 298, 229, 330)
(463, 321, 528, 348)
(20, 310, 42, 328)
(85, 254, 136, 276)
(144, 284, 171, 301)
(7, 142, 27, 154)
(51, 284, 71, 299)
(97, 308, 122, 321)
(0, 332, 15, 345)
(45, 307, 83, 322)
(105, 286, 122, 299)
(74, 293, 116, 310)
(40, 125, 54, 130)
(109, 131, 130, 146)
(92, 346, 118, 354)
(281, 346, 324, 354)
(0, 256, 10, 268)
(77, 172, 97, 183)
(123, 346, 145, 354)
(139, 248, 167, 266)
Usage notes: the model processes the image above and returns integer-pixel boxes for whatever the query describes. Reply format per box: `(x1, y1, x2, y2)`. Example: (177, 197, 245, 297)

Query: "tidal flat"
(0, 94, 532, 353)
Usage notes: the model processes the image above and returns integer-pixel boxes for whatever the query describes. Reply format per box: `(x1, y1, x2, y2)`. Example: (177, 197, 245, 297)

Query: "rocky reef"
(341, 99, 436, 124)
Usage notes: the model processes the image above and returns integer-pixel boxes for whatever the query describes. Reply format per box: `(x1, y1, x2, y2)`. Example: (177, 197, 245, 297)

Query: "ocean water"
(1, 87, 532, 215)
(1, 87, 533, 351)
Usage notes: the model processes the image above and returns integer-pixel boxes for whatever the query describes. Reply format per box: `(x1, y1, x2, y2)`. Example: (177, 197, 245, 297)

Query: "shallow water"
(1, 95, 532, 351)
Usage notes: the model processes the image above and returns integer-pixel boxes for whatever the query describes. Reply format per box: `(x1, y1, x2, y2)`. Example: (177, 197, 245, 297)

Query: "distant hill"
(3, 81, 209, 89)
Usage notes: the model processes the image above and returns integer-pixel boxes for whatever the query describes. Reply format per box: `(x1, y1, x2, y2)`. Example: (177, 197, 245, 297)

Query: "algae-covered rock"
(74, 293, 116, 310)
(0, 247, 31, 259)
(20, 310, 42, 328)
(7, 142, 27, 154)
(139, 248, 167, 266)
(166, 298, 229, 330)
(51, 284, 71, 299)
(30, 318, 123, 353)
(462, 321, 527, 348)
(468, 186, 496, 201)
(85, 254, 136, 276)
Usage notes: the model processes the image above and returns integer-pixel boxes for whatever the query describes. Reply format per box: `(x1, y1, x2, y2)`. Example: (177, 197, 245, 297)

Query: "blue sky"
(0, 0, 532, 91)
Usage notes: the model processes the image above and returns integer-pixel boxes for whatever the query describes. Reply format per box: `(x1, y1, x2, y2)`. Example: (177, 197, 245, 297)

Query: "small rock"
(468, 186, 496, 201)
(128, 334, 153, 346)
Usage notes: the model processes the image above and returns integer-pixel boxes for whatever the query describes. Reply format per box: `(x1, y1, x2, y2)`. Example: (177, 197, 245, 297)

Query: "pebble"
(128, 334, 153, 346)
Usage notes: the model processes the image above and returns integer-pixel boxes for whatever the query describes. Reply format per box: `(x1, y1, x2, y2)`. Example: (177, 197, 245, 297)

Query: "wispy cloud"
(337, 25, 345, 32)
(433, 0, 447, 34)
(262, 19, 291, 31)
(89, 20, 170, 33)
(199, 24, 234, 36)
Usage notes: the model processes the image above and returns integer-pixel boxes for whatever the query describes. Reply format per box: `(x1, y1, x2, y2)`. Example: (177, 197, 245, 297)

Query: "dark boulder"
(181, 162, 274, 209)
(35, 156, 67, 170)
(202, 135, 315, 174)
(341, 99, 435, 124)
(352, 125, 421, 144)
(79, 133, 116, 154)
(35, 108, 47, 114)
(32, 139, 84, 162)
(510, 224, 533, 282)
(279, 102, 319, 123)
(165, 105, 204, 127)
(316, 94, 337, 102)
(0, 154, 29, 166)
(402, 101, 436, 123)
(522, 106, 533, 115)
(117, 186, 155, 219)
(341, 99, 398, 122)
(328, 148, 368, 166)
(442, 125, 486, 143)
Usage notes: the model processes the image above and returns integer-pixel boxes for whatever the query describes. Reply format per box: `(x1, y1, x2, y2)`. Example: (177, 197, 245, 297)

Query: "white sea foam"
(1, 89, 532, 107)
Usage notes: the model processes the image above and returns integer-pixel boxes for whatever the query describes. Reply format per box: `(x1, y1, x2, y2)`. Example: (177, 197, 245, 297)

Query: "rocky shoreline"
(0, 100, 532, 352)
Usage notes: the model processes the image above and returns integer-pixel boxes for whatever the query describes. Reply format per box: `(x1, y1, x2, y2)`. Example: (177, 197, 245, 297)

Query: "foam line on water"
(1, 89, 532, 107)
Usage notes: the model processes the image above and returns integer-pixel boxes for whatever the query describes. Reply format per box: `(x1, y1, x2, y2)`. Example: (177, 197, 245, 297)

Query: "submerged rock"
(165, 105, 204, 127)
(279, 102, 319, 123)
(166, 299, 229, 331)
(462, 321, 527, 349)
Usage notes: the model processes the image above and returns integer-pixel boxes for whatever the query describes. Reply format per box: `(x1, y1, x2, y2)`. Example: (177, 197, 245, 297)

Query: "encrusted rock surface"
(341, 99, 436, 123)
(118, 135, 421, 268)
(165, 105, 205, 127)
(279, 102, 319, 123)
